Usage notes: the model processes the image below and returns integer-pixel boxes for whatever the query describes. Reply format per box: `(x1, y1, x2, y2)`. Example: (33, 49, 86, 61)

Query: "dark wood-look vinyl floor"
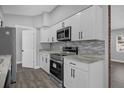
(111, 61, 124, 88)
(11, 64, 59, 88)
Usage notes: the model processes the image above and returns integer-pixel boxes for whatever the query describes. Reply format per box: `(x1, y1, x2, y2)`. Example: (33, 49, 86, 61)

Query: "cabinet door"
(40, 28, 46, 42)
(80, 6, 103, 40)
(51, 25, 56, 42)
(63, 14, 80, 41)
(64, 63, 74, 88)
(40, 55, 44, 69)
(40, 28, 50, 43)
(44, 56, 50, 74)
(49, 26, 53, 42)
(53, 24, 61, 42)
(72, 67, 88, 88)
(80, 6, 96, 40)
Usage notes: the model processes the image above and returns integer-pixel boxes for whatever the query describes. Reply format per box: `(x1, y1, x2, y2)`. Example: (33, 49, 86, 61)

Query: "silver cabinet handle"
(46, 58, 47, 63)
(81, 32, 83, 39)
(52, 37, 54, 42)
(73, 69, 75, 78)
(71, 68, 73, 77)
(79, 32, 80, 39)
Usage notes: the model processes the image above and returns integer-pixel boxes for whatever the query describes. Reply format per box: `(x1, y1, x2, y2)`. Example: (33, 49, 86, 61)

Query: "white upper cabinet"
(49, 25, 56, 42)
(40, 27, 50, 43)
(80, 6, 103, 40)
(40, 6, 104, 43)
(59, 6, 103, 41)
(49, 23, 61, 42)
(62, 14, 80, 41)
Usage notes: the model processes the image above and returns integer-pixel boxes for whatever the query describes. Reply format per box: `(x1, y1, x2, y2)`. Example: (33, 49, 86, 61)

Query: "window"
(116, 35, 124, 52)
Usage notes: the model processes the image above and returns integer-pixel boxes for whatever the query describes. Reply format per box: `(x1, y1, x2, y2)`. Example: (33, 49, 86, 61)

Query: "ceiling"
(1, 5, 57, 16)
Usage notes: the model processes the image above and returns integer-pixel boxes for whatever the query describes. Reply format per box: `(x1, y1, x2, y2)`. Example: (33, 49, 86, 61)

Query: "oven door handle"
(50, 58, 62, 64)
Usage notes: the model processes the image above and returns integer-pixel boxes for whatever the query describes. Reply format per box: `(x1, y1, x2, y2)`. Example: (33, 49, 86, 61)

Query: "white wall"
(4, 14, 33, 27)
(16, 28, 22, 64)
(32, 15, 43, 28)
(49, 5, 91, 26)
(0, 6, 4, 25)
(111, 6, 124, 30)
(111, 6, 124, 62)
(111, 29, 124, 62)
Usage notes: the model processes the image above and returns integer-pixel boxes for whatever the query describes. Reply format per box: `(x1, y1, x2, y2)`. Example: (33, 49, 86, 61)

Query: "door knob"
(21, 50, 24, 52)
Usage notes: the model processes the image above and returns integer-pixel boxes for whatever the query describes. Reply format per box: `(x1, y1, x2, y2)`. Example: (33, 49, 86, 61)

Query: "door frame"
(108, 5, 111, 88)
(15, 25, 37, 70)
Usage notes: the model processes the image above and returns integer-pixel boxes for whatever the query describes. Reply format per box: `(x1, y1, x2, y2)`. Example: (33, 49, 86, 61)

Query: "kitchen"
(0, 5, 109, 88)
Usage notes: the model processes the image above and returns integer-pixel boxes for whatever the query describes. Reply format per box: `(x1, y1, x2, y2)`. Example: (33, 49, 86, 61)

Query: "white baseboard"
(17, 61, 22, 64)
(34, 66, 40, 69)
(111, 59, 124, 63)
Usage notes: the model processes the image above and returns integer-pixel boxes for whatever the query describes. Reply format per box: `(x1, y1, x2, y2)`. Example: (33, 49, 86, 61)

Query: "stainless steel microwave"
(57, 26, 71, 41)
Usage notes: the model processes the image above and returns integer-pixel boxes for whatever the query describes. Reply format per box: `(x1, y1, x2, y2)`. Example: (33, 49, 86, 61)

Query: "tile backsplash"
(40, 40, 105, 55)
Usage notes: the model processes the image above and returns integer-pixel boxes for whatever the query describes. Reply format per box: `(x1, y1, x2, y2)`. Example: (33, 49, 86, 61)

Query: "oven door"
(50, 58, 63, 82)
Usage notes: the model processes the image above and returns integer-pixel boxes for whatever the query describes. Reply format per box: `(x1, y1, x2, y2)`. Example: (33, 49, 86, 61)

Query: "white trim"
(17, 61, 22, 64)
(15, 25, 34, 30)
(111, 59, 124, 63)
(34, 66, 40, 69)
(15, 25, 37, 69)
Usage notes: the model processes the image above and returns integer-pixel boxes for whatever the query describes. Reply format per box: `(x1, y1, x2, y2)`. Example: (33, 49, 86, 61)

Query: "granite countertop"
(39, 50, 105, 64)
(0, 55, 11, 88)
(64, 54, 104, 64)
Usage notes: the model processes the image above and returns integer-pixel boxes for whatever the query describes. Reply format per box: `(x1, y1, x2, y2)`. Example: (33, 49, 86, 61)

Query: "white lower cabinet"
(73, 67, 88, 88)
(64, 64, 88, 88)
(64, 58, 104, 88)
(40, 54, 50, 74)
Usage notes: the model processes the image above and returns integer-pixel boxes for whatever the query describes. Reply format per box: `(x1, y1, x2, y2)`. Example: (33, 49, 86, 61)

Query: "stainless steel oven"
(50, 47, 78, 87)
(50, 54, 63, 84)
(57, 26, 71, 41)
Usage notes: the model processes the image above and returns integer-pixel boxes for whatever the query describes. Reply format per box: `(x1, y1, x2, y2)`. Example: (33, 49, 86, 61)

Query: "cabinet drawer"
(64, 58, 89, 71)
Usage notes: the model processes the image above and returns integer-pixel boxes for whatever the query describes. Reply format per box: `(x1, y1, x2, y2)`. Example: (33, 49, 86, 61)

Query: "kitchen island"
(0, 55, 11, 88)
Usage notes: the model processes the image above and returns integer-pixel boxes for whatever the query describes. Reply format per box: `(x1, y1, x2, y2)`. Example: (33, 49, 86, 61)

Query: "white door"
(22, 30, 34, 68)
